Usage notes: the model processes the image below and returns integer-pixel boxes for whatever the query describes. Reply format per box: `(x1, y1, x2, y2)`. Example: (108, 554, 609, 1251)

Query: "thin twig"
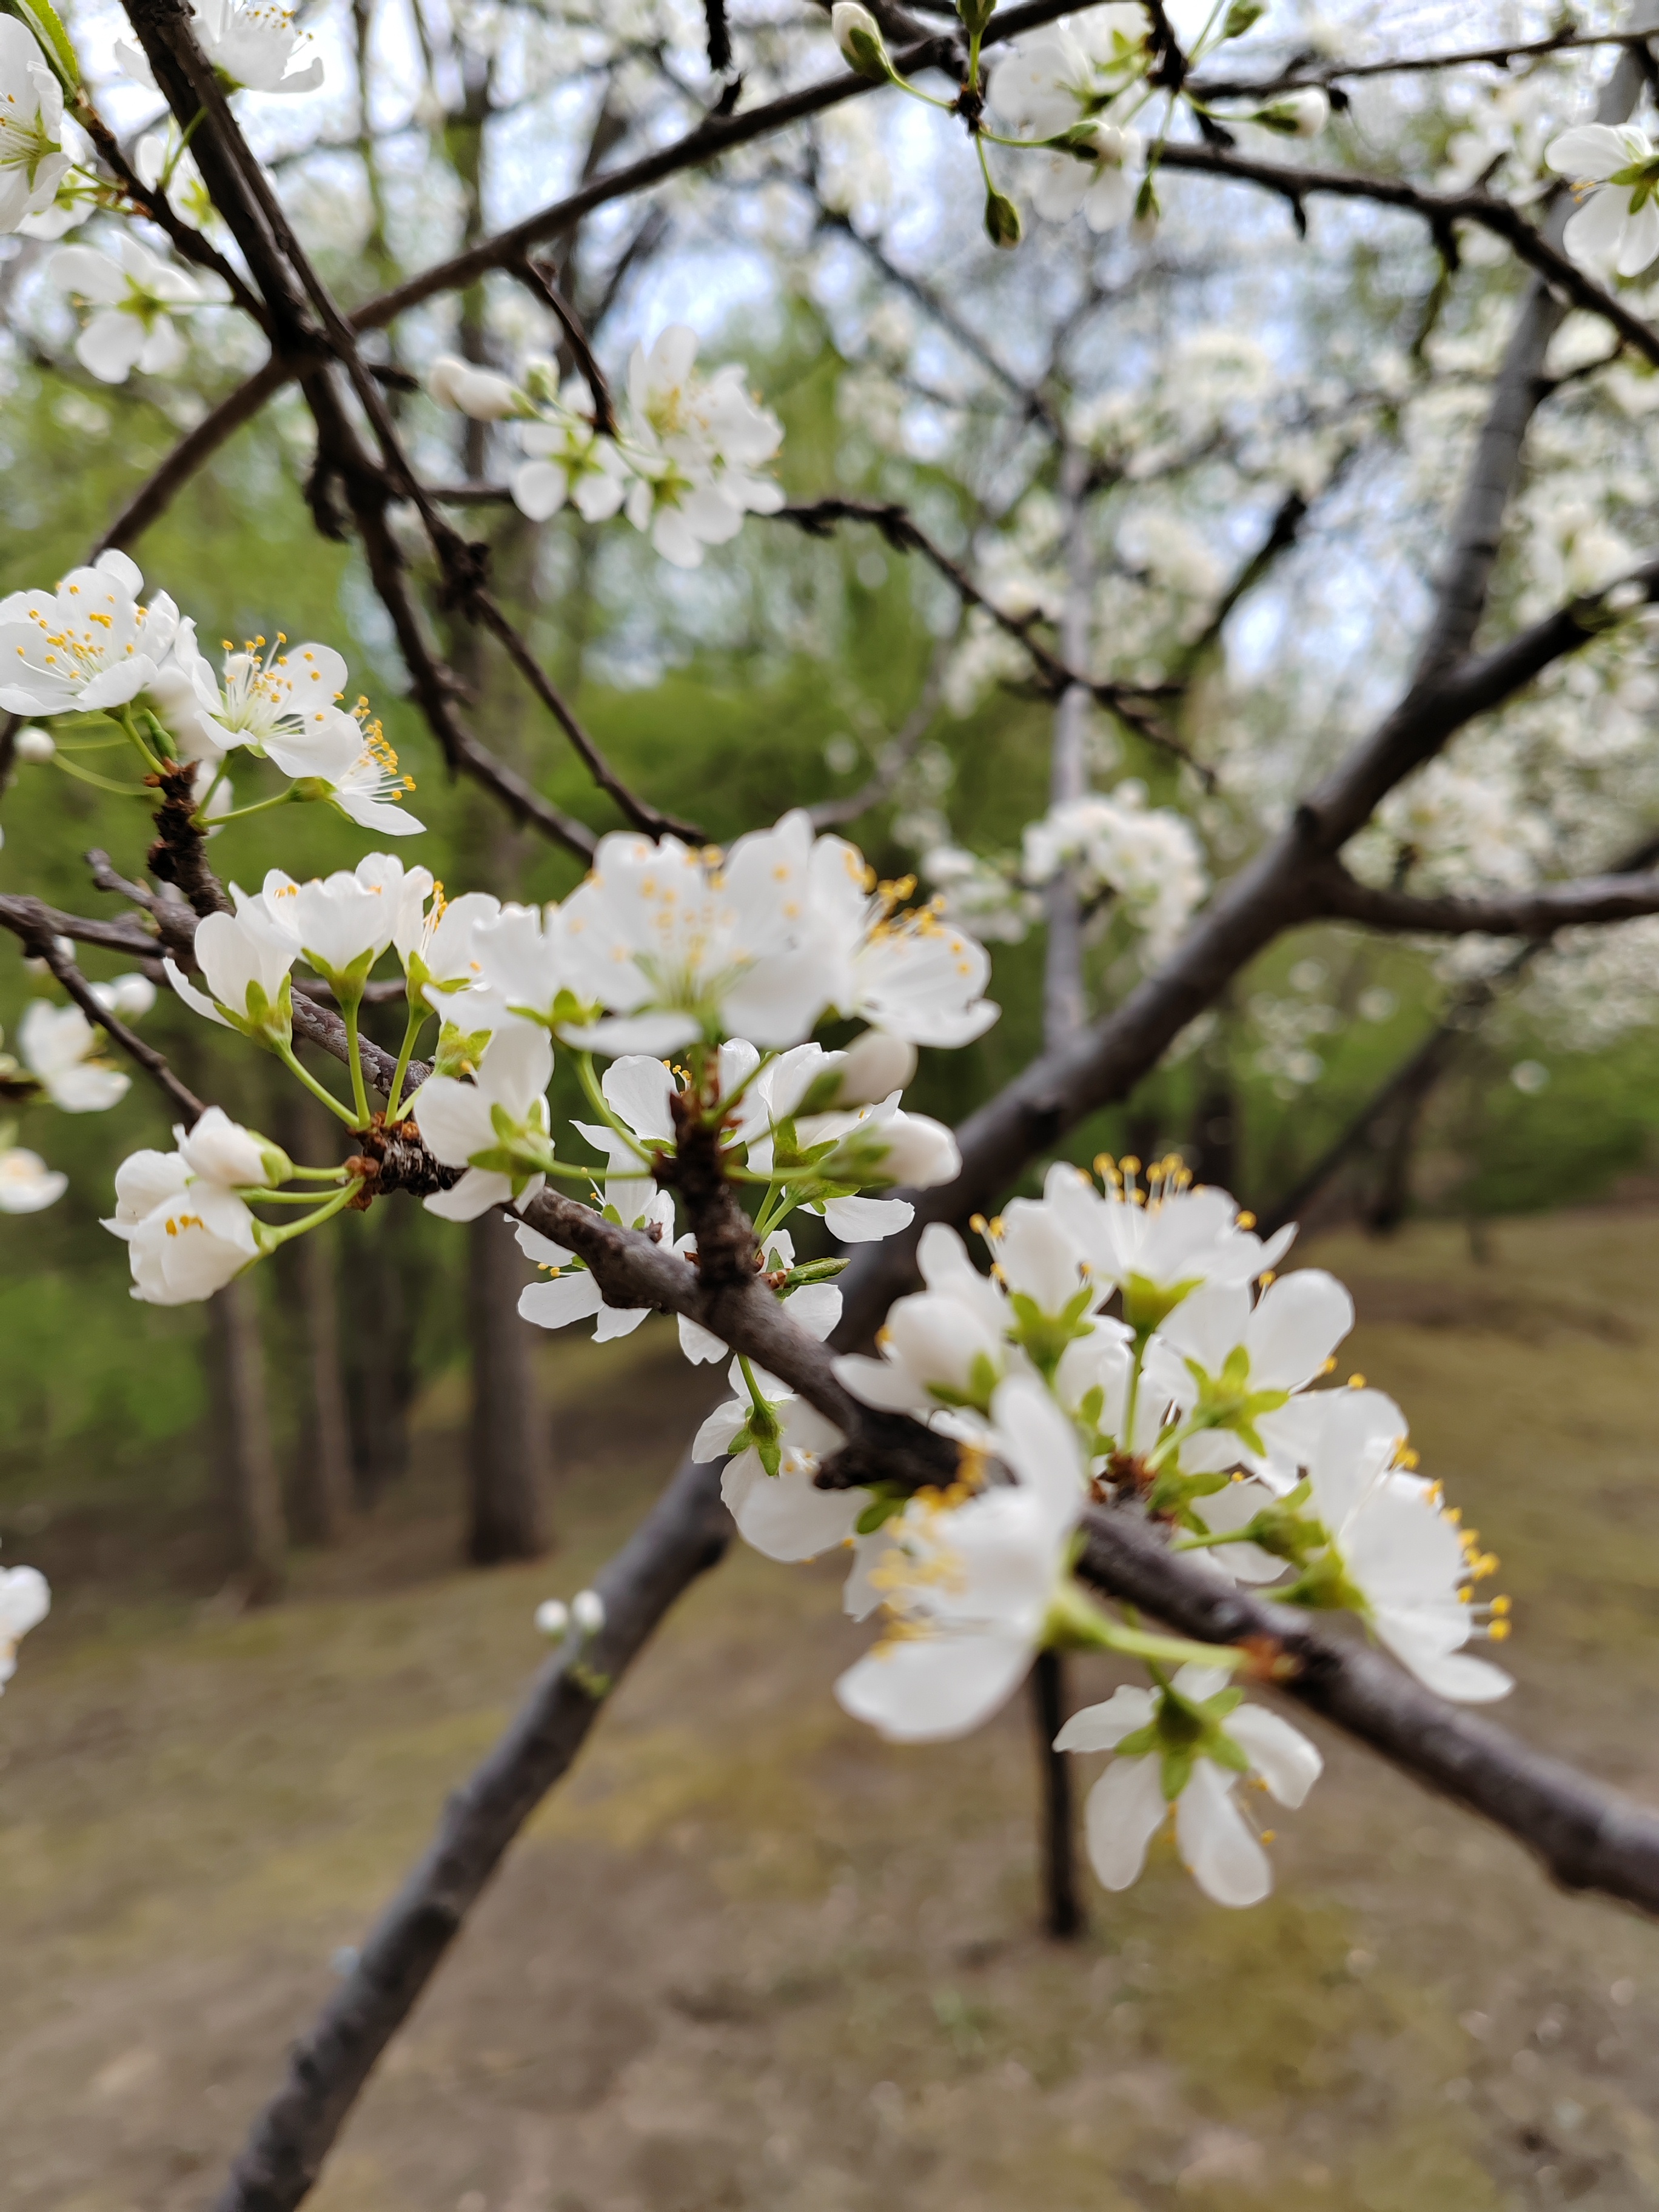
(0, 899, 205, 1121)
(1309, 857, 1659, 936)
(508, 254, 619, 435)
(771, 498, 1216, 785)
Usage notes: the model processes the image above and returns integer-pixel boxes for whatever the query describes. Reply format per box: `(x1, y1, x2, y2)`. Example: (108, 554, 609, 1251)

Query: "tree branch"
(506, 254, 618, 435)
(771, 497, 1215, 784)
(1309, 858, 1659, 937)
(1074, 1501, 1659, 1917)
(0, 899, 205, 1121)
(210, 1442, 734, 2212)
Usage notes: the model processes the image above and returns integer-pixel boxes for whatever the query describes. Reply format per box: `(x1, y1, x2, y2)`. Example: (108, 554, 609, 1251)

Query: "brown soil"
(5, 1215, 1659, 2211)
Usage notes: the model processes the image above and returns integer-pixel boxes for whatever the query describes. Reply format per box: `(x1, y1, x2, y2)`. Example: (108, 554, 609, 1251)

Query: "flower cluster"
(109, 815, 995, 1310)
(831, 1, 1327, 255)
(710, 1156, 1510, 1911)
(429, 325, 785, 569)
(1, 552, 417, 835)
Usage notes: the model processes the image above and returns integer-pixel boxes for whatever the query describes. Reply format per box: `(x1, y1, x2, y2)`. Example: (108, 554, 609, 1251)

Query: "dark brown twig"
(508, 254, 619, 435)
(772, 498, 1216, 785)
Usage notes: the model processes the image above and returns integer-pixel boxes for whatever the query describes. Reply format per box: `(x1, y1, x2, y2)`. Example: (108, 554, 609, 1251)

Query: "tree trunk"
(466, 1207, 550, 1564)
(208, 1277, 286, 1603)
(343, 1205, 418, 1506)
(289, 1222, 355, 1546)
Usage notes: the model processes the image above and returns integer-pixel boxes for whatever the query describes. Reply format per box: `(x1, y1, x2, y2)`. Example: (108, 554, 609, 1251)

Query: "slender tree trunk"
(208, 1276, 286, 1603)
(466, 1207, 550, 1564)
(1030, 439, 1092, 1939)
(289, 1223, 355, 1545)
(343, 1206, 417, 1506)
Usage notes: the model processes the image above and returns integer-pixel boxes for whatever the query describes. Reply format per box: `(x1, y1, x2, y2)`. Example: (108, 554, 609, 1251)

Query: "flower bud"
(1086, 121, 1130, 169)
(834, 1030, 917, 1106)
(984, 186, 1024, 250)
(427, 353, 522, 421)
(1222, 0, 1267, 37)
(15, 728, 54, 764)
(90, 973, 157, 1022)
(1259, 87, 1329, 138)
(179, 1107, 292, 1191)
(871, 1111, 959, 1188)
(572, 1588, 605, 1635)
(832, 2, 890, 81)
(956, 0, 996, 36)
(535, 1598, 570, 1638)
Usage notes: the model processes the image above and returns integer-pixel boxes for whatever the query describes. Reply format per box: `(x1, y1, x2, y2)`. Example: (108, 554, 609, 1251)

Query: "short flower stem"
(737, 1354, 771, 1419)
(273, 1041, 360, 1127)
(340, 993, 372, 1129)
(201, 787, 297, 831)
(385, 1002, 431, 1121)
(241, 1187, 352, 1204)
(285, 1162, 352, 1181)
(51, 755, 152, 796)
(115, 706, 169, 776)
(258, 1177, 367, 1251)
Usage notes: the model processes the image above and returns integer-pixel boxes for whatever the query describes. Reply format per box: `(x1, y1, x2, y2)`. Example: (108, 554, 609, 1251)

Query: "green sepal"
(305, 941, 378, 1002)
(11, 0, 79, 86)
(854, 1483, 910, 1535)
(243, 973, 293, 1051)
(1222, 0, 1267, 36)
(1005, 1283, 1096, 1380)
(1121, 1271, 1204, 1334)
(925, 1349, 1001, 1417)
(432, 1021, 491, 1079)
(956, 0, 996, 35)
(777, 1256, 851, 1290)
(1279, 1545, 1369, 1615)
(1144, 1464, 1230, 1520)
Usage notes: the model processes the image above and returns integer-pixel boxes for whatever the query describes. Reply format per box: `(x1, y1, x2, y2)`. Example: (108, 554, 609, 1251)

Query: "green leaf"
(8, 0, 80, 90)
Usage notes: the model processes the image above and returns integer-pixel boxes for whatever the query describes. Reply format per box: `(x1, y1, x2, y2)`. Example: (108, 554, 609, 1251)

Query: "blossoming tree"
(9, 0, 1659, 2203)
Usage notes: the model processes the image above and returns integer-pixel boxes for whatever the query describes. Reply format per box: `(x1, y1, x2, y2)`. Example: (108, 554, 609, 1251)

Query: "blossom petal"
(1225, 1704, 1322, 1808)
(1084, 1755, 1168, 1890)
(424, 1167, 513, 1221)
(518, 1271, 604, 1330)
(835, 1627, 1032, 1743)
(1054, 1686, 1157, 1753)
(1176, 1761, 1272, 1907)
(823, 1194, 914, 1242)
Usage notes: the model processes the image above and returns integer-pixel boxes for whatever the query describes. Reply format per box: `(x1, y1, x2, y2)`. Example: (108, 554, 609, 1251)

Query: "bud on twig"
(1257, 87, 1330, 138)
(1222, 0, 1267, 38)
(956, 0, 997, 36)
(984, 185, 1023, 249)
(832, 2, 892, 82)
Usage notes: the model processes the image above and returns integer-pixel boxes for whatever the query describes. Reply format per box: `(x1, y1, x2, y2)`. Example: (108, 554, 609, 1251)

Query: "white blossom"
(1057, 1663, 1321, 1908)
(87, 973, 156, 1022)
(1044, 1155, 1293, 1335)
(513, 381, 631, 524)
(834, 1376, 1087, 1741)
(17, 1000, 129, 1111)
(621, 326, 785, 568)
(52, 238, 218, 384)
(1272, 1387, 1513, 1701)
(417, 1024, 556, 1221)
(118, 0, 322, 95)
(1022, 785, 1208, 956)
(808, 835, 999, 1045)
(0, 1147, 66, 1212)
(0, 550, 179, 718)
(694, 1356, 859, 1562)
(0, 17, 69, 237)
(107, 1175, 261, 1304)
(0, 1562, 49, 1689)
(835, 1221, 1017, 1421)
(164, 899, 298, 1037)
(1546, 124, 1659, 279)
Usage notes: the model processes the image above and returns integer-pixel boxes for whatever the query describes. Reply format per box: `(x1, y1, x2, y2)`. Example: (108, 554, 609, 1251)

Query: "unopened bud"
(834, 1030, 917, 1106)
(427, 353, 523, 421)
(15, 727, 54, 763)
(832, 2, 891, 81)
(535, 1598, 569, 1638)
(984, 186, 1023, 250)
(1086, 121, 1131, 168)
(956, 0, 996, 36)
(90, 973, 157, 1022)
(1222, 0, 1267, 37)
(572, 1588, 605, 1635)
(1258, 87, 1329, 138)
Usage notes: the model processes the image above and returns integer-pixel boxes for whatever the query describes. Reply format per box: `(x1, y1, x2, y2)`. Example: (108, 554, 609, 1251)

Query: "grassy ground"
(6, 1213, 1659, 2211)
